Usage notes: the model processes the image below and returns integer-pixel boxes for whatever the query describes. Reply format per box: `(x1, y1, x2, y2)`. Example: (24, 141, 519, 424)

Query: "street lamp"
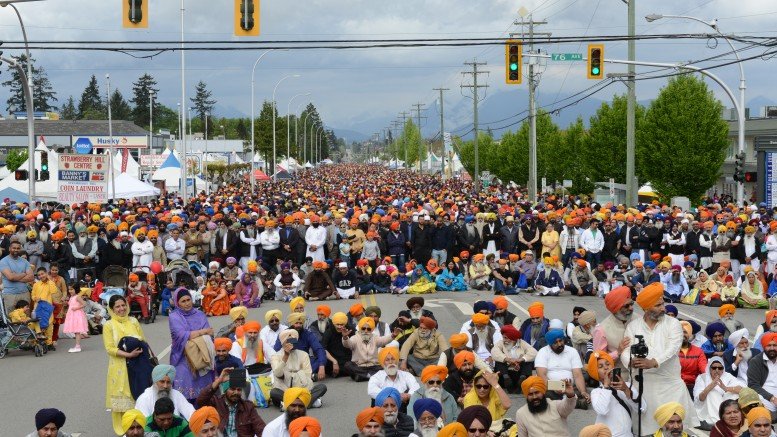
(272, 74, 300, 181)
(250, 49, 283, 191)
(646, 12, 747, 204)
(287, 92, 310, 176)
(315, 126, 324, 164)
(294, 101, 308, 167)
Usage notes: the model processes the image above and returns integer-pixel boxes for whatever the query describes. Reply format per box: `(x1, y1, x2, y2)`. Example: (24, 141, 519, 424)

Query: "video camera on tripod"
(630, 334, 649, 436)
(631, 334, 648, 358)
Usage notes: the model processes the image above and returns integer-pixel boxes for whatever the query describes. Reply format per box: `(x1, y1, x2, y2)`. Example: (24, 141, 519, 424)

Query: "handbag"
(148, 344, 159, 367)
(680, 288, 700, 305)
(250, 374, 272, 408)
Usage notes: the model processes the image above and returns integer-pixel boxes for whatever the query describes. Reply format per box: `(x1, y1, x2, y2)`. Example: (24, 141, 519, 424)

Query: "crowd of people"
(7, 164, 777, 436)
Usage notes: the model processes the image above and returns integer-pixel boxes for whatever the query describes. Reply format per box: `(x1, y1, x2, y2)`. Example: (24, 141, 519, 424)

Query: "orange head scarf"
(356, 407, 385, 429)
(586, 351, 614, 382)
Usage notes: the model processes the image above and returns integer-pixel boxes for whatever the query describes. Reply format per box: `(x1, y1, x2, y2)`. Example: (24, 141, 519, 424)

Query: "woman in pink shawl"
(168, 288, 214, 402)
(232, 273, 261, 308)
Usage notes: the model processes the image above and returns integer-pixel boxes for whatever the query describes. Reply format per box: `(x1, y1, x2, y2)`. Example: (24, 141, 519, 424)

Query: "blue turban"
(665, 305, 678, 316)
(473, 301, 489, 313)
(705, 322, 726, 339)
(465, 215, 474, 223)
(152, 364, 176, 383)
(375, 387, 401, 408)
(486, 302, 497, 314)
(689, 320, 701, 335)
(413, 398, 443, 419)
(35, 408, 66, 430)
(545, 329, 565, 346)
(644, 261, 656, 269)
(683, 261, 695, 268)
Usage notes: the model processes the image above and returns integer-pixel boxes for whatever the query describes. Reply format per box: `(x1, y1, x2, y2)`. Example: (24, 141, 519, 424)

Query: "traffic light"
(505, 39, 522, 85)
(733, 152, 745, 182)
(744, 171, 757, 183)
(587, 44, 604, 79)
(14, 169, 27, 180)
(122, 0, 148, 29)
(234, 0, 260, 36)
(39, 151, 49, 181)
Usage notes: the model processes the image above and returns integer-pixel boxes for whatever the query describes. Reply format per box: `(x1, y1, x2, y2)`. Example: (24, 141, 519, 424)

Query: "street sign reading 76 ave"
(551, 53, 583, 61)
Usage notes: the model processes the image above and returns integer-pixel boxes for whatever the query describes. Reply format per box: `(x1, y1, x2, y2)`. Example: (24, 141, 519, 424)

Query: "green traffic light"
(591, 67, 600, 75)
(510, 63, 518, 71)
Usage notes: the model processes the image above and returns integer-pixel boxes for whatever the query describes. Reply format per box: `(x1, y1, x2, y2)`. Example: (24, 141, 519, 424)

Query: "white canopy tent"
(151, 152, 207, 192)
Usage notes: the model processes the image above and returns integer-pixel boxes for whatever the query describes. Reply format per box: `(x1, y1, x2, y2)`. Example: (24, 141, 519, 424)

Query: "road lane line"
(453, 302, 474, 315)
(370, 294, 377, 306)
(504, 296, 529, 316)
(157, 344, 171, 359)
(677, 310, 706, 325)
(423, 302, 443, 308)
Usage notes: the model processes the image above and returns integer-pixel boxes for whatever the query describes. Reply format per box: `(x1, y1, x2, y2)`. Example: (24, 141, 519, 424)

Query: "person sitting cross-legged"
(135, 364, 195, 422)
(408, 365, 460, 427)
(270, 328, 328, 409)
(375, 387, 415, 437)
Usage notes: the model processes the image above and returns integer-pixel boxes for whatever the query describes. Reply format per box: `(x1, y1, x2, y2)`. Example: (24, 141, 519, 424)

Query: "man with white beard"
(305, 215, 327, 263)
(130, 229, 154, 271)
(409, 399, 444, 437)
(230, 320, 270, 374)
(134, 364, 194, 420)
(261, 309, 287, 361)
(368, 347, 420, 411)
(463, 313, 502, 365)
(37, 223, 52, 270)
(375, 387, 414, 437)
(723, 328, 755, 385)
(408, 365, 459, 427)
(713, 304, 744, 340)
(70, 223, 97, 277)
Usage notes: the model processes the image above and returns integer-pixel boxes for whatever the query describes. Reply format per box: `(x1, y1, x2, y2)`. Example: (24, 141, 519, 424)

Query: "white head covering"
(549, 318, 564, 330)
(728, 328, 749, 348)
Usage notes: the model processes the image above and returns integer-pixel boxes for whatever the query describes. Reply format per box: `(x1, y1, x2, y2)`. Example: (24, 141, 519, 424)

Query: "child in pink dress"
(62, 284, 88, 353)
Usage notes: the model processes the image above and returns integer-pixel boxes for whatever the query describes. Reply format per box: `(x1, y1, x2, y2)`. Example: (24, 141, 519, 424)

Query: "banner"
(57, 154, 109, 203)
(139, 154, 167, 167)
(71, 135, 147, 149)
(121, 148, 128, 173)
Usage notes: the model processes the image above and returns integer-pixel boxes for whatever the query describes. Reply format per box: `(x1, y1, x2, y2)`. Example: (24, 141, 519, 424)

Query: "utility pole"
(515, 14, 549, 202)
(434, 87, 449, 178)
(411, 103, 427, 172)
(391, 120, 402, 168)
(461, 60, 488, 191)
(626, 0, 637, 205)
(399, 111, 409, 167)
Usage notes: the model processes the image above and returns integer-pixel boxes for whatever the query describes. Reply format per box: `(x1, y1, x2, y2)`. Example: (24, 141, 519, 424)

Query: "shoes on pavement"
(47, 345, 56, 351)
(68, 346, 82, 353)
(312, 399, 322, 408)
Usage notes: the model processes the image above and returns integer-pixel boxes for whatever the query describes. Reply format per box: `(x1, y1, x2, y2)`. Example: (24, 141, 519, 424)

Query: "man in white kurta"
(620, 282, 698, 435)
(130, 231, 154, 270)
(305, 218, 327, 263)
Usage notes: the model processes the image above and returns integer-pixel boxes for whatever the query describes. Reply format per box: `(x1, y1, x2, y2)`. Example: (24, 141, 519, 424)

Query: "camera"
(630, 335, 649, 358)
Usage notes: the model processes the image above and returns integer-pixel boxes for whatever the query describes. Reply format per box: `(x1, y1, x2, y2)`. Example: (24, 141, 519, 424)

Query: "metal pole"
(434, 87, 448, 179)
(205, 111, 209, 194)
(626, 0, 637, 205)
(148, 91, 153, 180)
(287, 93, 309, 176)
(106, 74, 115, 201)
(528, 17, 537, 202)
(249, 50, 278, 192)
(295, 102, 306, 170)
(473, 67, 480, 192)
(272, 74, 299, 182)
(180, 0, 187, 201)
(4, 58, 35, 200)
(303, 114, 309, 165)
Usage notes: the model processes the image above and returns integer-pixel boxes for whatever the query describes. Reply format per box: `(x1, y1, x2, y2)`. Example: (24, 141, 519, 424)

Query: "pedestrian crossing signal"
(505, 40, 522, 85)
(122, 0, 148, 29)
(234, 0, 260, 36)
(587, 44, 604, 79)
(14, 169, 27, 180)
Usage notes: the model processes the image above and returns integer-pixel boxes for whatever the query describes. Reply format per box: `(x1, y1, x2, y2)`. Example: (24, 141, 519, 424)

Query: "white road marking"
(453, 302, 474, 315)
(505, 296, 529, 316)
(677, 310, 706, 325)
(423, 302, 443, 308)
(157, 344, 171, 359)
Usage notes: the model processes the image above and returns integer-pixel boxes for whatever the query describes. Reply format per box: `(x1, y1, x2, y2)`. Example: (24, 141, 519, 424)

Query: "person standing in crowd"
(168, 289, 215, 403)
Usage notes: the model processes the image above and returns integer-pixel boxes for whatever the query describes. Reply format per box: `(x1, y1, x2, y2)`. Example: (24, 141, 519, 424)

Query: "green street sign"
(551, 53, 583, 61)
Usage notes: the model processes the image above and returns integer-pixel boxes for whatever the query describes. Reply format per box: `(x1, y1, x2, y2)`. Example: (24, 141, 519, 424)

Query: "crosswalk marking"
(504, 296, 529, 316)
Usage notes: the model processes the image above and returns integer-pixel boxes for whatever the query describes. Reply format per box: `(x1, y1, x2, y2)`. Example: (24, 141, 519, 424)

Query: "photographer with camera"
(588, 350, 644, 437)
(620, 282, 698, 435)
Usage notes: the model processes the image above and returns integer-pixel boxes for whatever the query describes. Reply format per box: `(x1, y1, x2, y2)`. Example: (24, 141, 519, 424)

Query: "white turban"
(729, 328, 749, 348)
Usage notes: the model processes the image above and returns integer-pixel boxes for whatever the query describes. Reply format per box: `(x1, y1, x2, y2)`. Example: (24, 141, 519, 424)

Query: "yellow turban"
(636, 282, 664, 310)
(520, 375, 547, 397)
(283, 387, 312, 408)
(332, 312, 348, 325)
(579, 424, 612, 437)
(358, 317, 376, 330)
(289, 296, 306, 312)
(378, 347, 400, 366)
(188, 406, 220, 433)
(264, 309, 282, 323)
(229, 306, 247, 321)
(654, 402, 685, 427)
(746, 407, 771, 426)
(287, 312, 306, 325)
(449, 333, 468, 348)
(471, 313, 490, 325)
(120, 409, 147, 434)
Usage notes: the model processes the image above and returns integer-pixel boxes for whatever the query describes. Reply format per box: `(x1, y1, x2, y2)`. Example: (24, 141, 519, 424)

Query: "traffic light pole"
(107, 74, 116, 201)
(1, 57, 35, 199)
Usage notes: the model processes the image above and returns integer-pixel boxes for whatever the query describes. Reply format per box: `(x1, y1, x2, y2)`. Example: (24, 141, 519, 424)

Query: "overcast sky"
(0, 0, 774, 133)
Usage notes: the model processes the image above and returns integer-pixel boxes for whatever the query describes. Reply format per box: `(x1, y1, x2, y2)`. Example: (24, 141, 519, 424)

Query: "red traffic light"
(744, 171, 757, 182)
(14, 169, 28, 180)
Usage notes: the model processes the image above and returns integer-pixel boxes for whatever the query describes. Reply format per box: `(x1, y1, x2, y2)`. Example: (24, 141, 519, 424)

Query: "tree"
(637, 74, 729, 200)
(585, 94, 646, 184)
(109, 89, 132, 120)
(78, 75, 104, 118)
(557, 118, 595, 194)
(397, 120, 425, 167)
(2, 55, 58, 113)
(235, 118, 248, 141)
(5, 149, 27, 171)
(130, 73, 159, 127)
(190, 80, 216, 127)
(61, 96, 77, 120)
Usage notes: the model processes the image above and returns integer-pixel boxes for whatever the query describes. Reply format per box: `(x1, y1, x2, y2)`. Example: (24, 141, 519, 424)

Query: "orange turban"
(473, 253, 485, 262)
(316, 305, 331, 317)
(188, 406, 220, 433)
(214, 338, 232, 350)
(358, 317, 376, 330)
(128, 273, 139, 282)
(761, 332, 777, 348)
(453, 350, 475, 369)
(766, 310, 777, 326)
(289, 417, 322, 437)
(449, 333, 468, 348)
(718, 304, 736, 318)
(493, 296, 508, 310)
(636, 282, 664, 310)
(350, 303, 364, 317)
(437, 422, 468, 437)
(746, 407, 772, 427)
(521, 375, 547, 397)
(378, 347, 400, 366)
(528, 302, 544, 318)
(576, 259, 587, 267)
(586, 351, 614, 382)
(605, 286, 631, 313)
(579, 424, 613, 437)
(356, 407, 385, 429)
(420, 365, 448, 383)
(243, 321, 261, 333)
(471, 313, 490, 325)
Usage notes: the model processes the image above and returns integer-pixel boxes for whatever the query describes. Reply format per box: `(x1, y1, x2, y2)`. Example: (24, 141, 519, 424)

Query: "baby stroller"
(0, 298, 47, 358)
(100, 265, 128, 307)
(167, 259, 200, 306)
(131, 266, 159, 324)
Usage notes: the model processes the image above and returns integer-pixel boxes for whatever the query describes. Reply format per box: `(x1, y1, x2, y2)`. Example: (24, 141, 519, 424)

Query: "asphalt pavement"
(2, 289, 768, 436)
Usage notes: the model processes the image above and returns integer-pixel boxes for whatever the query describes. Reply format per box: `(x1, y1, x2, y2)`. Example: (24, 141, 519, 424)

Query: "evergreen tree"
(130, 73, 159, 127)
(78, 75, 104, 118)
(190, 80, 216, 127)
(2, 55, 58, 113)
(109, 89, 132, 120)
(236, 118, 248, 140)
(61, 96, 77, 120)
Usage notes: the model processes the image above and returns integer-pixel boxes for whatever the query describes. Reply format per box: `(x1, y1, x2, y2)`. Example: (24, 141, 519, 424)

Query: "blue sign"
(58, 170, 89, 182)
(766, 152, 777, 208)
(186, 178, 194, 187)
(73, 137, 93, 154)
